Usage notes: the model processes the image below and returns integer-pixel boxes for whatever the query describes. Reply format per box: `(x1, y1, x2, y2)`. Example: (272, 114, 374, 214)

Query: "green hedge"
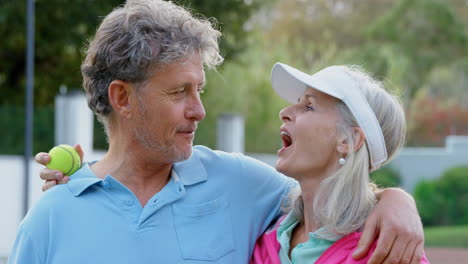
(414, 166, 468, 226)
(424, 225, 468, 248)
(0, 105, 54, 155)
(370, 166, 402, 188)
(0, 105, 108, 154)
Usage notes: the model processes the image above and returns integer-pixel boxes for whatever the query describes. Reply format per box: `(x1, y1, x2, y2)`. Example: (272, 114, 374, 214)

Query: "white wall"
(391, 136, 468, 192)
(0, 156, 44, 259)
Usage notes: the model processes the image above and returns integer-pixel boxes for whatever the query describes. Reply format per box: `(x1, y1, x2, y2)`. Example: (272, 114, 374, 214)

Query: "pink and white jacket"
(250, 219, 429, 264)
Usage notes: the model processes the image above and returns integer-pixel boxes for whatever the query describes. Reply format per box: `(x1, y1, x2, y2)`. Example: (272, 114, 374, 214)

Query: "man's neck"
(91, 137, 174, 207)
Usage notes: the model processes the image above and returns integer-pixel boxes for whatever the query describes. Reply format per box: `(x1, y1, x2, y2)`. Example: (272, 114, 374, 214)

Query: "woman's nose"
(279, 105, 294, 122)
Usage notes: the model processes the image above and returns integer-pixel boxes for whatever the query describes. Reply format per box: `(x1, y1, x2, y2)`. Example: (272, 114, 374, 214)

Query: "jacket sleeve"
(250, 227, 282, 264)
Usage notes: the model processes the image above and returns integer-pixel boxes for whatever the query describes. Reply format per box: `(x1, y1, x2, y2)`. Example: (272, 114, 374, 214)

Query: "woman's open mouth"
(278, 129, 293, 154)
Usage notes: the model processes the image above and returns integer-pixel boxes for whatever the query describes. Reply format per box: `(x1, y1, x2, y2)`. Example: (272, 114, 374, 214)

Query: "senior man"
(10, 1, 424, 264)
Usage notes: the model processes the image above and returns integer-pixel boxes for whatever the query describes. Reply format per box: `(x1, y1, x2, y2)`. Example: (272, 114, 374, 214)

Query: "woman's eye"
(306, 105, 315, 111)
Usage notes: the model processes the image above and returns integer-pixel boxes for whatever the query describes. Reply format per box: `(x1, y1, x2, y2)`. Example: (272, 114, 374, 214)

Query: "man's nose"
(186, 93, 206, 121)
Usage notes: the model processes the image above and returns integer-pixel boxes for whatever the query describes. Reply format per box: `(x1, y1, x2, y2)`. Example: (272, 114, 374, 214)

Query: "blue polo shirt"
(9, 146, 295, 264)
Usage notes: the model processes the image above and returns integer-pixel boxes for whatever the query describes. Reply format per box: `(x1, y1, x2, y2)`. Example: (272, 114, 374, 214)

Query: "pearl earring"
(339, 157, 346, 166)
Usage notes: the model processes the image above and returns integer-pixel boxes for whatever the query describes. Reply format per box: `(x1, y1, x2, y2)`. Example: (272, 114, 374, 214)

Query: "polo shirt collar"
(67, 149, 207, 196)
(67, 163, 102, 197)
(173, 149, 207, 185)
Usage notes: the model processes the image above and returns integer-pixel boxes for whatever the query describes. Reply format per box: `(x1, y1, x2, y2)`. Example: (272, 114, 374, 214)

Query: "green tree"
(0, 0, 263, 106)
(366, 0, 468, 101)
(0, 0, 264, 154)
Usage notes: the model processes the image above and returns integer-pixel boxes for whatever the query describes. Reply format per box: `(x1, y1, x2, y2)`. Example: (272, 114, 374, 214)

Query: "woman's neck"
(297, 178, 322, 234)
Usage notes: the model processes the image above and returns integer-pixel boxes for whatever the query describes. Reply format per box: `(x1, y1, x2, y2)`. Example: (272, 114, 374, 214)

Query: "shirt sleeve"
(235, 153, 297, 233)
(8, 228, 44, 264)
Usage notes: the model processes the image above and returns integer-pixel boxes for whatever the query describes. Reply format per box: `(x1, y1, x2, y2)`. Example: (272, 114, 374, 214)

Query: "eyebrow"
(297, 93, 317, 103)
(173, 81, 206, 89)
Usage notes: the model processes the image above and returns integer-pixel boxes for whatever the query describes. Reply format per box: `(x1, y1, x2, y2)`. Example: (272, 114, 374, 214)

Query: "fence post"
(216, 113, 244, 153)
(54, 89, 94, 155)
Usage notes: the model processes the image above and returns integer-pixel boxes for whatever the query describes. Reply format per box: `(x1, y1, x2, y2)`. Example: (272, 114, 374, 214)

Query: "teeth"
(280, 131, 292, 145)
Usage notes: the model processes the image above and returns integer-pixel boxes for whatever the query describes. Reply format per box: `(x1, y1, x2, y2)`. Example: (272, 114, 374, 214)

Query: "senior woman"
(251, 63, 429, 264)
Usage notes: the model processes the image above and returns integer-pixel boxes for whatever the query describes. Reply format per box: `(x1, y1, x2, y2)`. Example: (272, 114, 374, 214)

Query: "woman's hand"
(35, 144, 84, 192)
(353, 188, 424, 264)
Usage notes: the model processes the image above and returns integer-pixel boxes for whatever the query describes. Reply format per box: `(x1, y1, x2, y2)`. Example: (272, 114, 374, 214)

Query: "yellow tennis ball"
(46, 144, 81, 175)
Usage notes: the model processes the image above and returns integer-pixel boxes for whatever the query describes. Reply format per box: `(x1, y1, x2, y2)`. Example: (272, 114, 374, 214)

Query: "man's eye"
(198, 88, 205, 94)
(306, 105, 314, 111)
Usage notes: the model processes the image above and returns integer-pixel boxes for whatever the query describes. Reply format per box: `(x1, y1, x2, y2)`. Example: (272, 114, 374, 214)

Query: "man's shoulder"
(17, 185, 72, 237)
(27, 184, 75, 217)
(38, 184, 75, 205)
(191, 145, 273, 169)
(190, 145, 294, 189)
(192, 145, 238, 160)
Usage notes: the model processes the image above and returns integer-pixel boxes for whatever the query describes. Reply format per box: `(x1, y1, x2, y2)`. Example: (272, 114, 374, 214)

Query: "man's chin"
(174, 146, 193, 162)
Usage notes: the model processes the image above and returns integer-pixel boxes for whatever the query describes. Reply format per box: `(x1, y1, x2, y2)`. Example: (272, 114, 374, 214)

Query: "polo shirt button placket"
(126, 198, 134, 206)
(103, 181, 111, 189)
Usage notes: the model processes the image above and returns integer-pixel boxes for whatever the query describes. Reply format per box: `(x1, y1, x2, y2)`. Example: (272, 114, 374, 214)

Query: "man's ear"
(108, 80, 133, 119)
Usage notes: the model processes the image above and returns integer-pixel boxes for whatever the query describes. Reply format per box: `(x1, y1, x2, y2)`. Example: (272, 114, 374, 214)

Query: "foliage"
(0, 104, 109, 155)
(0, 105, 54, 154)
(424, 225, 468, 248)
(370, 166, 401, 188)
(195, 35, 291, 153)
(0, 0, 263, 106)
(365, 0, 468, 101)
(251, 0, 468, 148)
(414, 166, 468, 226)
(174, 0, 267, 61)
(2, 0, 468, 154)
(260, 0, 468, 103)
(407, 93, 468, 147)
(0, 0, 123, 107)
(0, 0, 264, 154)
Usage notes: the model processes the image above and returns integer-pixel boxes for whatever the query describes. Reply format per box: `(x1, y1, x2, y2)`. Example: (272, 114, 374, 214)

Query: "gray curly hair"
(81, 0, 223, 126)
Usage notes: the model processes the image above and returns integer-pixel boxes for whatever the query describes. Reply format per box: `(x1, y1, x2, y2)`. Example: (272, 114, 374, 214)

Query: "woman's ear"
(352, 127, 366, 152)
(336, 127, 366, 154)
(336, 133, 349, 155)
(108, 80, 133, 119)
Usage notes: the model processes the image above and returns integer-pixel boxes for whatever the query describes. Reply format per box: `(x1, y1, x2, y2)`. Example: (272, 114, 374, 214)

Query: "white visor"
(271, 62, 387, 172)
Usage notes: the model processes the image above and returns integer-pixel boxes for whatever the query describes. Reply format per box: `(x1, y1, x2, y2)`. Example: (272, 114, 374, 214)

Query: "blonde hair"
(290, 65, 406, 235)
